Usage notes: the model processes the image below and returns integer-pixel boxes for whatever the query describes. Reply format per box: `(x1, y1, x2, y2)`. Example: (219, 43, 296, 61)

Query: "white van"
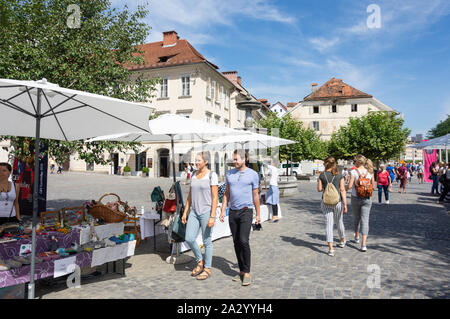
(278, 162, 302, 177)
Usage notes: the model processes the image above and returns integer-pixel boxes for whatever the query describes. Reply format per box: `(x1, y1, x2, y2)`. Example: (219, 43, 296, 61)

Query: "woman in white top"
(346, 155, 375, 252)
(263, 161, 280, 222)
(0, 163, 21, 224)
(182, 152, 219, 280)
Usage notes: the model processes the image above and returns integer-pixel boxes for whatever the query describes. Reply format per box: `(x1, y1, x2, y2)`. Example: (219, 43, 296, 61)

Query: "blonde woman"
(182, 152, 219, 280)
(347, 155, 375, 252)
(317, 157, 347, 256)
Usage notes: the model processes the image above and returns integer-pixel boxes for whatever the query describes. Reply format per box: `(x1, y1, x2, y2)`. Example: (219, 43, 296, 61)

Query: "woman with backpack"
(317, 156, 347, 257)
(181, 152, 219, 280)
(377, 164, 391, 204)
(397, 162, 408, 194)
(347, 154, 375, 252)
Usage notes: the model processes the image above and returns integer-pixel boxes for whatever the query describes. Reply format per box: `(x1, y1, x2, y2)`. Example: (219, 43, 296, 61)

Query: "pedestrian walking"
(342, 167, 349, 184)
(317, 157, 347, 257)
(386, 163, 396, 189)
(347, 155, 375, 252)
(417, 162, 424, 184)
(219, 149, 261, 286)
(49, 158, 56, 174)
(263, 161, 280, 222)
(182, 152, 219, 281)
(437, 162, 450, 204)
(397, 163, 408, 194)
(430, 162, 439, 195)
(438, 162, 446, 194)
(377, 164, 391, 204)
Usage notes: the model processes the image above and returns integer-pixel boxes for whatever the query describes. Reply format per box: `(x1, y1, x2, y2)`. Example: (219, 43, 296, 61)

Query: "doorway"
(158, 148, 170, 177)
(112, 153, 119, 174)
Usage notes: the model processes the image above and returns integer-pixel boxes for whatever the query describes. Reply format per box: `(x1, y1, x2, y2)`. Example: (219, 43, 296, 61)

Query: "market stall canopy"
(410, 133, 450, 150)
(0, 78, 154, 141)
(191, 131, 296, 152)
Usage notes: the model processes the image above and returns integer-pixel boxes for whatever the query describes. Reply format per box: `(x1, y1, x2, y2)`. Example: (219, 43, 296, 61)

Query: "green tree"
(427, 114, 450, 139)
(0, 0, 157, 165)
(328, 112, 411, 165)
(258, 112, 328, 167)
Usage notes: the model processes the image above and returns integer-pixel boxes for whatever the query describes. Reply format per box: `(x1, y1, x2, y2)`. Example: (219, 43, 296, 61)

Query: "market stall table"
(139, 211, 165, 251)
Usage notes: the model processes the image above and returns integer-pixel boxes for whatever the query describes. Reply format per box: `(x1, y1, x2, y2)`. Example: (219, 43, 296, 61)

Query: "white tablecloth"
(73, 223, 125, 245)
(177, 204, 282, 253)
(139, 212, 166, 240)
(91, 240, 136, 267)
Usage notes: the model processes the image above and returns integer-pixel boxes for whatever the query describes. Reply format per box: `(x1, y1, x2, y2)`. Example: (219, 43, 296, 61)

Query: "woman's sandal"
(197, 268, 211, 280)
(191, 261, 204, 277)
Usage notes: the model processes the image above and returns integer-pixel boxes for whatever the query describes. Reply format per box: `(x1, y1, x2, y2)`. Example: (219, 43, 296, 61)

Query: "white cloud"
(325, 58, 378, 91)
(308, 37, 340, 53)
(142, 0, 297, 45)
(286, 58, 322, 69)
(343, 0, 450, 36)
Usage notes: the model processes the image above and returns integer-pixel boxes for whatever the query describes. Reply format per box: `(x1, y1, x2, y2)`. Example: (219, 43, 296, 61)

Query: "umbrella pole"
(28, 88, 42, 299)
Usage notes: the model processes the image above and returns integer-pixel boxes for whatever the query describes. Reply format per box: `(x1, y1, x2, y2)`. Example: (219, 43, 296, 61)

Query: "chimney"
(237, 76, 242, 86)
(163, 31, 179, 47)
(311, 83, 318, 93)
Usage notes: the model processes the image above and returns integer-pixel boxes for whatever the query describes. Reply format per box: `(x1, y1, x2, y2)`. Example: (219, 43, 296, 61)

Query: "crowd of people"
(176, 150, 450, 285)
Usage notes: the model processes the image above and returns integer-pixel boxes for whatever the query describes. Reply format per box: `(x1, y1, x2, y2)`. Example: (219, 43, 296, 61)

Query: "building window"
(181, 76, 190, 96)
(206, 113, 212, 123)
(206, 78, 211, 98)
(313, 106, 319, 114)
(226, 91, 230, 110)
(211, 81, 215, 103)
(351, 104, 358, 112)
(159, 78, 168, 98)
(312, 121, 320, 131)
(215, 116, 220, 125)
(332, 104, 337, 113)
(224, 119, 229, 127)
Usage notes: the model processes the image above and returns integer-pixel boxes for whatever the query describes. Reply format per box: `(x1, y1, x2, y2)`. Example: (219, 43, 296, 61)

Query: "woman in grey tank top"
(182, 152, 219, 280)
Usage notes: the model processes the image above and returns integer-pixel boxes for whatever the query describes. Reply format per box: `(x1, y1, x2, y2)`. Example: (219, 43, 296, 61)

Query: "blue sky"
(114, 0, 450, 136)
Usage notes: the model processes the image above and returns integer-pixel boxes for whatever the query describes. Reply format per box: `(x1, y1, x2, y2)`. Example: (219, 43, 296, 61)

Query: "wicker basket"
(88, 193, 127, 223)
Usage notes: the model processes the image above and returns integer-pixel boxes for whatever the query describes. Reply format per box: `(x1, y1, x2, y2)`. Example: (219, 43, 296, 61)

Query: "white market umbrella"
(191, 131, 295, 152)
(0, 78, 154, 299)
(88, 114, 251, 182)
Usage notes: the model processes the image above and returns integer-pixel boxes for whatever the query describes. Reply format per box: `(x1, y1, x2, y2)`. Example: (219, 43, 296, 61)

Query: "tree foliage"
(0, 0, 157, 165)
(427, 114, 450, 139)
(258, 112, 328, 162)
(328, 112, 411, 163)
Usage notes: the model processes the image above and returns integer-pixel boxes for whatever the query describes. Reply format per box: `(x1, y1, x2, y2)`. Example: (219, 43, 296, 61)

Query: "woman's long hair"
(324, 156, 338, 176)
(365, 159, 374, 174)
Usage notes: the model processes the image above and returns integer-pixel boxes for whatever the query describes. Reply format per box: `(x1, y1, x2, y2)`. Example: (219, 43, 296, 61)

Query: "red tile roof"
(127, 38, 218, 71)
(303, 78, 372, 101)
(286, 102, 297, 108)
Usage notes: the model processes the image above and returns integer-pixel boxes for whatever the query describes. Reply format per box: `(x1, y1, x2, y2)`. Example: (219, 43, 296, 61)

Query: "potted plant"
(123, 166, 131, 176)
(142, 167, 150, 177)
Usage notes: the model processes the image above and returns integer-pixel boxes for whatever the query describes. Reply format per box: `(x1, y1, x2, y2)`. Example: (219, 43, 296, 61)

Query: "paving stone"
(33, 173, 450, 299)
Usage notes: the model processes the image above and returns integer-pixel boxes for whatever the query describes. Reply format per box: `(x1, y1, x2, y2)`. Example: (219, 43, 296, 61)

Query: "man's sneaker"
(386, 200, 390, 204)
(360, 246, 367, 252)
(232, 274, 243, 282)
(327, 250, 335, 257)
(354, 236, 360, 244)
(338, 241, 346, 248)
(242, 275, 251, 286)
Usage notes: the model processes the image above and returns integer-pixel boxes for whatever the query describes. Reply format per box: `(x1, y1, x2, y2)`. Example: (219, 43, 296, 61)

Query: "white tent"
(0, 78, 154, 298)
(411, 133, 449, 162)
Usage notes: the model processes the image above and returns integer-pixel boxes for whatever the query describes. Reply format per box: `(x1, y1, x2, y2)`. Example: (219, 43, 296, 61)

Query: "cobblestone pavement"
(35, 172, 450, 299)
